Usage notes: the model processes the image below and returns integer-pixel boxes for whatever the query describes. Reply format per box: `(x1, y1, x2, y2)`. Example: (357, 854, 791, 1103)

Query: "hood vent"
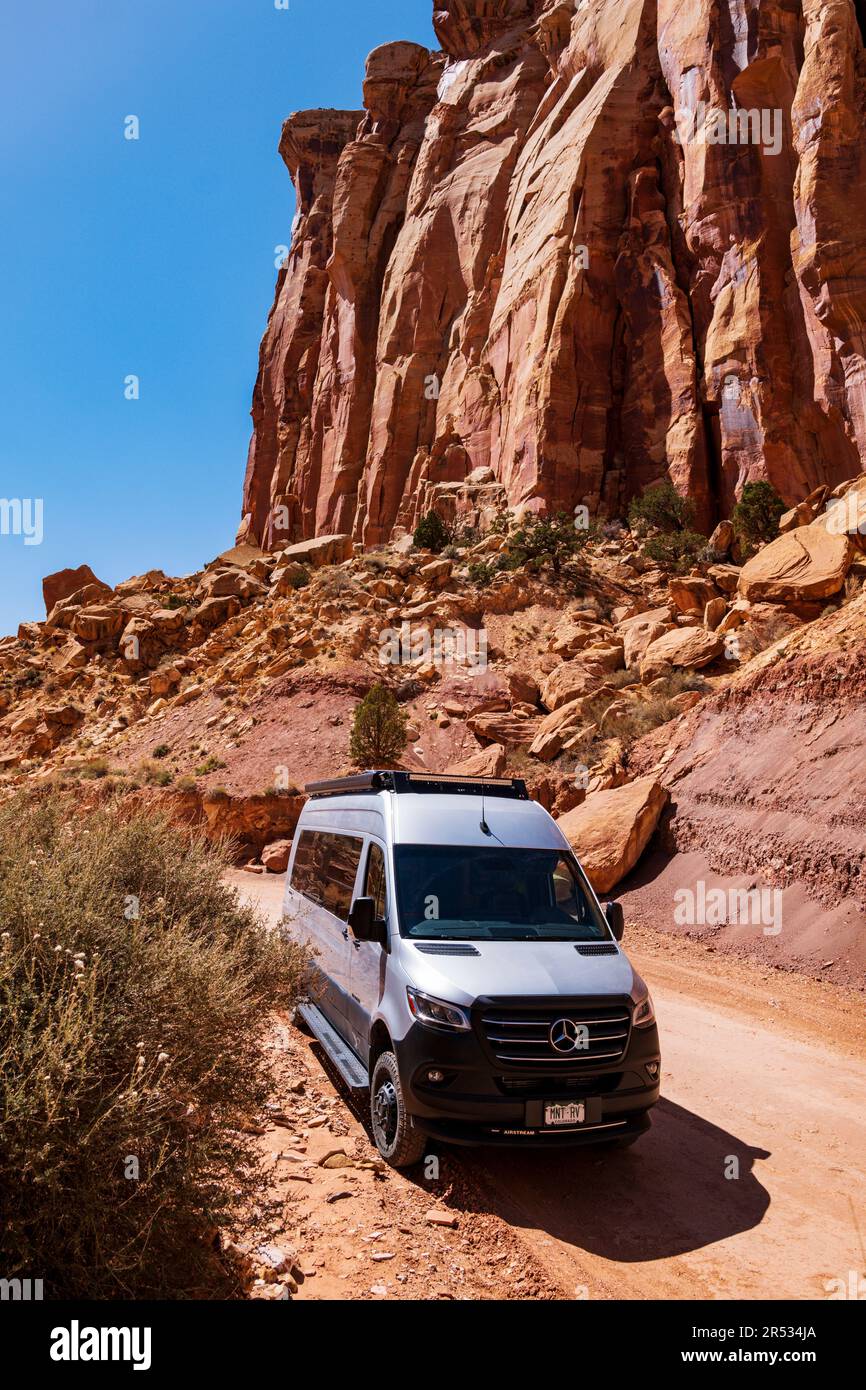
(414, 942, 481, 957)
(574, 943, 618, 956)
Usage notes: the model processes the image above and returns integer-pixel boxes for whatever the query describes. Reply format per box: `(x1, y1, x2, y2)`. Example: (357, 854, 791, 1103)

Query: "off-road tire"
(370, 1050, 427, 1168)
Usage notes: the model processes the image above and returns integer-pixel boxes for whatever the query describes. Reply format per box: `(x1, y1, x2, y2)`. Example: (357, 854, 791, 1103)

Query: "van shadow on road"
(459, 1098, 771, 1264)
(302, 1037, 771, 1266)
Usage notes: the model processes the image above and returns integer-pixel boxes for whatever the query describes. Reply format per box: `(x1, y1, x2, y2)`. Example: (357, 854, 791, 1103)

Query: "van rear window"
(291, 830, 363, 922)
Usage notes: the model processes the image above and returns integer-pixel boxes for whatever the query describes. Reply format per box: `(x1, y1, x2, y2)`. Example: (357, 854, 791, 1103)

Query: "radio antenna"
(480, 774, 491, 836)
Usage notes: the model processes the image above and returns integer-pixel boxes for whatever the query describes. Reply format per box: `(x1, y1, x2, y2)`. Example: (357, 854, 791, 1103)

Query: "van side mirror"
(605, 901, 625, 941)
(348, 897, 386, 945)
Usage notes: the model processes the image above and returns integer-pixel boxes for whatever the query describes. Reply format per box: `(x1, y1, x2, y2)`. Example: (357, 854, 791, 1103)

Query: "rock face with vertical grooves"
(240, 0, 866, 550)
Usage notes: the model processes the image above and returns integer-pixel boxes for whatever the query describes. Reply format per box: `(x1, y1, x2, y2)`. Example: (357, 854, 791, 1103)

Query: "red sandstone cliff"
(240, 0, 866, 550)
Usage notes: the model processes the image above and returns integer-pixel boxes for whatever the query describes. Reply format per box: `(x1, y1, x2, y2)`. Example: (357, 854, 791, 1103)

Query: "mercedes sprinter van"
(282, 770, 660, 1167)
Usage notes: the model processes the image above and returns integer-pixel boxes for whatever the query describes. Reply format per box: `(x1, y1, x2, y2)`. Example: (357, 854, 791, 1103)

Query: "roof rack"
(305, 770, 529, 800)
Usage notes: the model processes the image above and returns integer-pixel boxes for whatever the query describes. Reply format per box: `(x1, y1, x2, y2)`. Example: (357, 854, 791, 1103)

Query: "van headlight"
(407, 988, 471, 1032)
(633, 990, 656, 1029)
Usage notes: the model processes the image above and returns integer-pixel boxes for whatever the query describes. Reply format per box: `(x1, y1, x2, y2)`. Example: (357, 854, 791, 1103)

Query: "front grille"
(479, 1001, 631, 1068)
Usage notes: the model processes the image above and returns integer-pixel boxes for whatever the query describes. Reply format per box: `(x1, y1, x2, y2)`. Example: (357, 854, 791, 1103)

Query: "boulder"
(42, 565, 110, 615)
(261, 839, 293, 874)
(617, 607, 675, 669)
(668, 576, 719, 614)
(779, 502, 814, 533)
(640, 627, 725, 681)
(72, 604, 125, 646)
(529, 698, 595, 761)
(45, 583, 117, 632)
(707, 564, 741, 594)
(445, 743, 507, 778)
(556, 778, 670, 895)
(466, 711, 539, 746)
(703, 596, 727, 630)
(540, 661, 606, 712)
(737, 526, 853, 602)
(194, 595, 242, 629)
(419, 557, 452, 586)
(506, 670, 540, 706)
(195, 567, 267, 603)
(708, 520, 734, 555)
(270, 562, 311, 595)
(279, 535, 353, 569)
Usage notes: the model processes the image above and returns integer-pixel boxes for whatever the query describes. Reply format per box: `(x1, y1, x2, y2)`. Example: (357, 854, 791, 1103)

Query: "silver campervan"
(282, 771, 660, 1167)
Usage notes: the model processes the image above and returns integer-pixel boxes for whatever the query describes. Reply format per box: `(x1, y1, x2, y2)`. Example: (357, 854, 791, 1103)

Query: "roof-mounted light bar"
(305, 771, 529, 800)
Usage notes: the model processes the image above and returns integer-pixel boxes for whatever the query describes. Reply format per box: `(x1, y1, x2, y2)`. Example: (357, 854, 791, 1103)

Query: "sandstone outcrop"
(556, 777, 669, 894)
(640, 626, 726, 680)
(737, 525, 853, 602)
(42, 566, 110, 615)
(242, 0, 866, 551)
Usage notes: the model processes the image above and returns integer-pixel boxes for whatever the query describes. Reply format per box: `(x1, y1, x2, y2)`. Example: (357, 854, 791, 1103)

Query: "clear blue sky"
(0, 0, 435, 637)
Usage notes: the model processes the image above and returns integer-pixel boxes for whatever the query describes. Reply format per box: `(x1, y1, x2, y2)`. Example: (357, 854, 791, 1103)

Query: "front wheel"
(370, 1051, 427, 1168)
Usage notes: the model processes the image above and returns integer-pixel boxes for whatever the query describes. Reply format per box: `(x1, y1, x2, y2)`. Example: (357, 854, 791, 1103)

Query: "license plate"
(544, 1101, 585, 1127)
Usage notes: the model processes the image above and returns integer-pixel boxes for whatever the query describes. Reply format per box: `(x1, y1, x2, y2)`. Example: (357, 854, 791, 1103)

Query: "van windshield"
(393, 845, 611, 942)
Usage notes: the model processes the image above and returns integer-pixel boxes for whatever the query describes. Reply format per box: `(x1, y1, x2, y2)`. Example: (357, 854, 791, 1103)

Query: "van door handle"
(341, 928, 349, 940)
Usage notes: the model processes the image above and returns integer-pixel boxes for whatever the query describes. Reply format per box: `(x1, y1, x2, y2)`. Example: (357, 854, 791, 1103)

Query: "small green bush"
(732, 481, 785, 552)
(194, 756, 228, 777)
(629, 480, 696, 535)
(0, 795, 307, 1298)
(642, 530, 706, 572)
(349, 683, 407, 767)
(505, 511, 594, 575)
(467, 560, 496, 587)
(152, 744, 171, 760)
(413, 511, 451, 554)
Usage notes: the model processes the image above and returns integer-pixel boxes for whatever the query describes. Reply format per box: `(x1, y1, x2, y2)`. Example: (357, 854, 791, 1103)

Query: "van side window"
(365, 842, 387, 921)
(291, 830, 363, 922)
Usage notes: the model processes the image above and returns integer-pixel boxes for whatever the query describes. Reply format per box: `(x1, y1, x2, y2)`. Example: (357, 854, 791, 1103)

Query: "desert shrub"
(281, 566, 310, 591)
(505, 511, 595, 575)
(642, 530, 706, 572)
(152, 744, 171, 760)
(413, 511, 451, 554)
(136, 760, 173, 788)
(447, 522, 481, 552)
(314, 569, 355, 598)
(467, 560, 496, 587)
(175, 775, 198, 793)
(567, 673, 710, 769)
(194, 756, 227, 776)
(732, 481, 785, 552)
(349, 683, 407, 766)
(628, 480, 696, 535)
(0, 795, 307, 1298)
(77, 758, 111, 780)
(162, 594, 187, 611)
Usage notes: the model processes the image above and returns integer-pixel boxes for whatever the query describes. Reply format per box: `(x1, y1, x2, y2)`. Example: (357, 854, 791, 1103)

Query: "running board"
(297, 1002, 369, 1092)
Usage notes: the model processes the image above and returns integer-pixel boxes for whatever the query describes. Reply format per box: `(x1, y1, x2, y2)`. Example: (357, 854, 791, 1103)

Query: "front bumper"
(395, 1001, 660, 1148)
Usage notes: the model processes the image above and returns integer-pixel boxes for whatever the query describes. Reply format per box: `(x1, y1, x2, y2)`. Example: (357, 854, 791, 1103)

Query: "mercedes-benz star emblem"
(549, 1017, 581, 1053)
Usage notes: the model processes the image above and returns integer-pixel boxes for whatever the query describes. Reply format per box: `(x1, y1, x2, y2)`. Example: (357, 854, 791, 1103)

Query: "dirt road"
(229, 871, 866, 1300)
